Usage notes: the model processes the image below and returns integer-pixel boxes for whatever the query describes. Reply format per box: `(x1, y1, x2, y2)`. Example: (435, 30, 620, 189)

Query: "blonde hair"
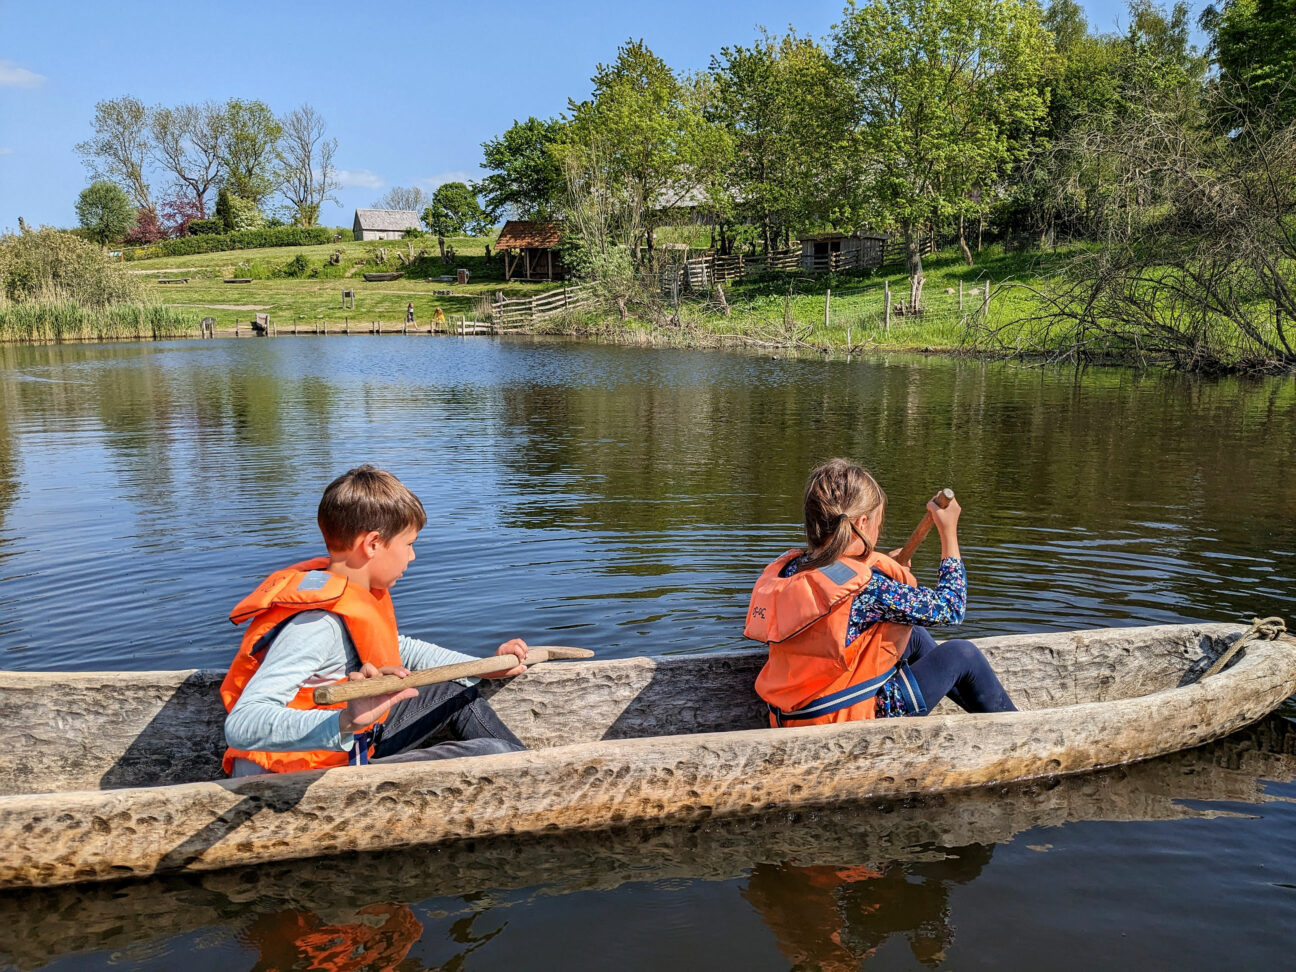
(317, 465, 427, 551)
(799, 458, 886, 570)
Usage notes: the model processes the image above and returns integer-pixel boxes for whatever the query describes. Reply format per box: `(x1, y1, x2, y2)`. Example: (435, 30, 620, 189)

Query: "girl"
(745, 458, 1015, 725)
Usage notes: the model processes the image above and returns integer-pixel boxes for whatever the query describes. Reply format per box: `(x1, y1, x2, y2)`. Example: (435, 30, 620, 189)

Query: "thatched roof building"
(353, 209, 422, 241)
(494, 221, 568, 282)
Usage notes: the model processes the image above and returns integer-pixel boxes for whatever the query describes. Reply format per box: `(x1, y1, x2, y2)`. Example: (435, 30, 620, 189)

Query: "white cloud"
(336, 168, 384, 190)
(417, 171, 475, 191)
(0, 148, 12, 156)
(0, 61, 45, 88)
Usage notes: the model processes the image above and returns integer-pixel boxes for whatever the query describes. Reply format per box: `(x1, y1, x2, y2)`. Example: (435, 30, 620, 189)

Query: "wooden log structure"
(0, 623, 1292, 888)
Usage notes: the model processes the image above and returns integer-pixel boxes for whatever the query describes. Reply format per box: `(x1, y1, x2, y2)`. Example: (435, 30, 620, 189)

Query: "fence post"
(824, 289, 831, 337)
(959, 280, 963, 311)
(884, 280, 891, 332)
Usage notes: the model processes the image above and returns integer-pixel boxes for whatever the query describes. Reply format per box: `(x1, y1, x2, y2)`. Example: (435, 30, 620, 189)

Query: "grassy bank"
(133, 234, 560, 331)
(0, 300, 201, 342)
(510, 244, 1078, 356)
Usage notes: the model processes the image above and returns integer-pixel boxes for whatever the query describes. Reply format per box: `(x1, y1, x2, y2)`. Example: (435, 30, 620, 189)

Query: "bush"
(120, 225, 336, 260)
(189, 219, 222, 235)
(1, 227, 142, 306)
(281, 254, 311, 277)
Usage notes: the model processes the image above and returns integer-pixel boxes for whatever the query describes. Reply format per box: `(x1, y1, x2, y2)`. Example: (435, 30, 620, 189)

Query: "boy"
(221, 464, 528, 776)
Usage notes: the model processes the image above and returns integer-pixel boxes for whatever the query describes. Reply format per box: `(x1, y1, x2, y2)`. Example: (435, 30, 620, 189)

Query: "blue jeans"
(903, 627, 1016, 715)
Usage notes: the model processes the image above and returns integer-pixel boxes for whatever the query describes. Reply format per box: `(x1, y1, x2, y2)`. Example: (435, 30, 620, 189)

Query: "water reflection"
(0, 340, 1293, 670)
(743, 848, 990, 969)
(2, 715, 1294, 970)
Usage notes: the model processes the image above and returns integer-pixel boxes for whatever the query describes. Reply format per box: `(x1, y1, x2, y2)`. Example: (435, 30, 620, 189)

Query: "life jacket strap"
(767, 666, 898, 726)
(348, 729, 372, 766)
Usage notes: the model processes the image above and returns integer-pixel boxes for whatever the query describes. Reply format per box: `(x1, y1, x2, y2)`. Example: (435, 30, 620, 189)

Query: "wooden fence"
(659, 243, 886, 295)
(490, 283, 598, 329)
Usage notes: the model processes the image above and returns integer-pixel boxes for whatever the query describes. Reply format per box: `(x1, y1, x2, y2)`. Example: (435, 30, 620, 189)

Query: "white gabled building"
(352, 209, 423, 241)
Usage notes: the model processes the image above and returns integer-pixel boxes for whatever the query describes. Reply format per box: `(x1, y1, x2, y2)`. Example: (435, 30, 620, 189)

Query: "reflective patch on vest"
(297, 570, 332, 592)
(819, 560, 858, 587)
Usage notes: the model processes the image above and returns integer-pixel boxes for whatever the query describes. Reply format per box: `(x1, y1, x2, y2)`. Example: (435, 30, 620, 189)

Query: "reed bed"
(0, 300, 201, 343)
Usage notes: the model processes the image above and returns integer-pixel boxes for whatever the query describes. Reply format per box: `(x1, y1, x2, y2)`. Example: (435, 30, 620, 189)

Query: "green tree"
(476, 116, 568, 220)
(833, 0, 1053, 275)
(711, 32, 853, 253)
(567, 39, 704, 253)
(1201, 0, 1296, 129)
(75, 180, 134, 246)
(75, 96, 155, 212)
(220, 98, 282, 206)
(422, 182, 488, 243)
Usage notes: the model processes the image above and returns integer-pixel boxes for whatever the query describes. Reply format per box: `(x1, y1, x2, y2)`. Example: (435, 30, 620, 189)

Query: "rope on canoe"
(1202, 617, 1288, 678)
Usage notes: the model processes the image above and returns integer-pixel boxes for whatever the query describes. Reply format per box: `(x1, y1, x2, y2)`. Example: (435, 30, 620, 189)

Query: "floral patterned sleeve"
(845, 558, 966, 641)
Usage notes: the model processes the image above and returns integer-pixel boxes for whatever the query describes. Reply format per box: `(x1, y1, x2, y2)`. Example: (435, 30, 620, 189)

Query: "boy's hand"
(488, 638, 530, 678)
(337, 663, 417, 734)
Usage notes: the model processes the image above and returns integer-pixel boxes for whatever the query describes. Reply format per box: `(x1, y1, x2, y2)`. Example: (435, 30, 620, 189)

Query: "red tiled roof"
(495, 220, 563, 250)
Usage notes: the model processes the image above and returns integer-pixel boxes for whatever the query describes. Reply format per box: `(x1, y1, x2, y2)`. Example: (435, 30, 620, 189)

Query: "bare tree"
(150, 101, 226, 217)
(277, 104, 338, 227)
(76, 95, 154, 212)
(372, 186, 428, 212)
(971, 91, 1296, 372)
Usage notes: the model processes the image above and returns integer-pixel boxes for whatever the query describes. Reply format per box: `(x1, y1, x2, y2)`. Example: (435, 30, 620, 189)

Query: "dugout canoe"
(0, 621, 1293, 889)
(5, 713, 1295, 971)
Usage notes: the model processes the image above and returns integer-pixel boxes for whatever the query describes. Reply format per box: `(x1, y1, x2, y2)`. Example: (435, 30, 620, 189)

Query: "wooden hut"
(798, 231, 889, 273)
(353, 209, 423, 241)
(495, 221, 568, 282)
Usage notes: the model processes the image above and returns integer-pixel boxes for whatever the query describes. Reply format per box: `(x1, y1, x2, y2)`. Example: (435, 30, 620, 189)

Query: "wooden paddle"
(313, 646, 595, 704)
(892, 488, 955, 567)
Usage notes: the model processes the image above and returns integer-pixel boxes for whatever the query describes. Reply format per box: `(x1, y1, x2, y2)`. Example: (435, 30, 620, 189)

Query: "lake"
(1, 336, 1294, 969)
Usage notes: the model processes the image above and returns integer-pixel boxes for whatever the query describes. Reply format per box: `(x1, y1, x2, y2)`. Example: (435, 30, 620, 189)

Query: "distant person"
(406, 302, 415, 324)
(485, 244, 493, 263)
(221, 465, 530, 776)
(432, 307, 446, 329)
(745, 458, 1015, 726)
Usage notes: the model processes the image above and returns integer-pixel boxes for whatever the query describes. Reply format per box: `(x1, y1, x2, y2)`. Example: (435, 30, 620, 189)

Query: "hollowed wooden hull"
(1, 623, 1292, 888)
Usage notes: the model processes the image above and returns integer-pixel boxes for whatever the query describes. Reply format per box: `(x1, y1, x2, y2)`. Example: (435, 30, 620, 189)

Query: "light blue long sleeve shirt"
(223, 610, 478, 758)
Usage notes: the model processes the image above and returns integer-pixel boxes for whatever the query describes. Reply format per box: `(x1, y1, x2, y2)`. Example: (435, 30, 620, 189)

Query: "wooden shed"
(495, 221, 568, 282)
(353, 209, 423, 241)
(798, 231, 889, 273)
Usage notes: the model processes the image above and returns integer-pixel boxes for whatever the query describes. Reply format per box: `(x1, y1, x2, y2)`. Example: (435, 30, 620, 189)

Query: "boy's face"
(368, 526, 418, 589)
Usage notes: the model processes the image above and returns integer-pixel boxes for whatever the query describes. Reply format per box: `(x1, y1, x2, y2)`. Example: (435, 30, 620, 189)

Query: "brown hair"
(317, 465, 427, 551)
(799, 458, 887, 570)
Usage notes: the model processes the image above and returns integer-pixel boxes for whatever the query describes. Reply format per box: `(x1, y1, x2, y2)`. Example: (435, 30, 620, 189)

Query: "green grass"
(127, 232, 1084, 354)
(623, 243, 1085, 354)
(132, 234, 566, 330)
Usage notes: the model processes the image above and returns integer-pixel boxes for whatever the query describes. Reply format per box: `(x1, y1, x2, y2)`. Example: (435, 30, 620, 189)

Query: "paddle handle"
(894, 489, 955, 566)
(313, 646, 595, 704)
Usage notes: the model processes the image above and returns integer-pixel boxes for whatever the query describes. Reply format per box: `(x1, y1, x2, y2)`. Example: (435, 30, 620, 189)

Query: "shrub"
(1, 227, 142, 306)
(281, 254, 311, 277)
(120, 225, 335, 260)
(189, 219, 222, 236)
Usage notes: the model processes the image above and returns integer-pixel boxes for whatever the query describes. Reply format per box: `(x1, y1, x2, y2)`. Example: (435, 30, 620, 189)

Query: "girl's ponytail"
(799, 459, 886, 571)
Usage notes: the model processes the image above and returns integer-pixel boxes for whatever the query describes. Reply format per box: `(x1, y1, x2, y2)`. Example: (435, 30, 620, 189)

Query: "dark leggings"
(904, 627, 1016, 715)
(369, 680, 526, 763)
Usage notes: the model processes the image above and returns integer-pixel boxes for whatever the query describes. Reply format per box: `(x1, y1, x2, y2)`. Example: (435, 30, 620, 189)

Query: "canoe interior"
(0, 623, 1245, 796)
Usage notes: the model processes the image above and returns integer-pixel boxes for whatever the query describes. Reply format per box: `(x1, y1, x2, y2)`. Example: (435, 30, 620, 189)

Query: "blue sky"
(0, 0, 1196, 230)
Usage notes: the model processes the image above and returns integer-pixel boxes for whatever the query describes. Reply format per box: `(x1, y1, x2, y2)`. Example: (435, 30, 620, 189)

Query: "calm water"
(1, 337, 1295, 969)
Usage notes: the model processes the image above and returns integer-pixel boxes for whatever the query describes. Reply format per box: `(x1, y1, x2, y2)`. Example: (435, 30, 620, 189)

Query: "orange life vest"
(745, 544, 919, 726)
(221, 557, 402, 774)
